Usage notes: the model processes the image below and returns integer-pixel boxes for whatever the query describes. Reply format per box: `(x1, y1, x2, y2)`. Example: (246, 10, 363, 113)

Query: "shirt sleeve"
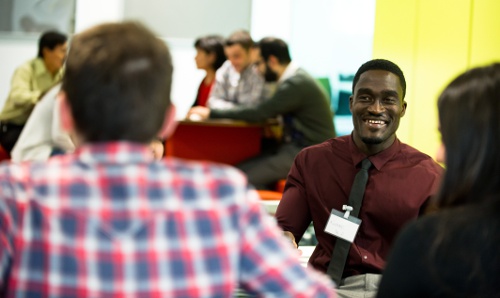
(7, 63, 42, 108)
(238, 188, 335, 297)
(52, 96, 75, 152)
(275, 151, 313, 243)
(207, 64, 238, 110)
(210, 79, 304, 122)
(0, 191, 15, 292)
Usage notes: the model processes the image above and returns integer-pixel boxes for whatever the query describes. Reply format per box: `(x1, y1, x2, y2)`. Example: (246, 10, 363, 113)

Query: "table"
(165, 119, 273, 165)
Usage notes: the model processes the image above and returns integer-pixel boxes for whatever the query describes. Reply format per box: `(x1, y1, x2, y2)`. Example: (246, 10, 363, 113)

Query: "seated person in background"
(12, 84, 165, 162)
(192, 35, 226, 107)
(205, 30, 267, 110)
(189, 37, 335, 190)
(0, 31, 67, 154)
(0, 21, 336, 297)
(377, 63, 500, 298)
(275, 59, 443, 297)
(11, 83, 74, 162)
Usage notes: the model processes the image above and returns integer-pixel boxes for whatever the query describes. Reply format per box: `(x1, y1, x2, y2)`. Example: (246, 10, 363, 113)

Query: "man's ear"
(268, 55, 279, 68)
(400, 101, 407, 117)
(158, 104, 178, 139)
(42, 47, 49, 58)
(349, 95, 354, 113)
(58, 91, 75, 133)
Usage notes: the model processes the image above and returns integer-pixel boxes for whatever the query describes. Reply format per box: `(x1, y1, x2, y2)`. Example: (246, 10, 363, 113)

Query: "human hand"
(150, 139, 164, 160)
(283, 231, 303, 256)
(187, 106, 210, 121)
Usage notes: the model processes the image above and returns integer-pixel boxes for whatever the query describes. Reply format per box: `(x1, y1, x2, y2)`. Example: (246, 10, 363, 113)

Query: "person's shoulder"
(408, 202, 494, 230)
(0, 160, 32, 177)
(284, 68, 312, 84)
(406, 203, 500, 252)
(247, 65, 264, 81)
(214, 60, 232, 80)
(397, 141, 443, 173)
(0, 161, 38, 203)
(217, 60, 233, 73)
(283, 69, 325, 95)
(298, 135, 348, 156)
(13, 57, 38, 73)
(165, 157, 249, 186)
(163, 158, 255, 205)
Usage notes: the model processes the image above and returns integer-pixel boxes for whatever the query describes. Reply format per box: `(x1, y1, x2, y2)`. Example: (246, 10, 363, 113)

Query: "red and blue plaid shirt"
(0, 142, 335, 297)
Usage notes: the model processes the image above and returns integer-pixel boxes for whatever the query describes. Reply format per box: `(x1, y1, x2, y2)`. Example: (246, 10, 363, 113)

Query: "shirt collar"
(348, 133, 401, 171)
(278, 62, 300, 84)
(74, 141, 155, 164)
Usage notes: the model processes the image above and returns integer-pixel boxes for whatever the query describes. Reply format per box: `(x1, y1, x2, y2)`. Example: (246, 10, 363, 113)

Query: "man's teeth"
(367, 120, 385, 124)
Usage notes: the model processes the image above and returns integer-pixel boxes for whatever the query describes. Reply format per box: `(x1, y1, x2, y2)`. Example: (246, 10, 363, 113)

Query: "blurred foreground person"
(378, 63, 500, 298)
(0, 22, 335, 297)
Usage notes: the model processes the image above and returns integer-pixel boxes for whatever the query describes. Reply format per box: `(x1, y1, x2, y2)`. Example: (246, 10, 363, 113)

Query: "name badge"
(324, 205, 361, 243)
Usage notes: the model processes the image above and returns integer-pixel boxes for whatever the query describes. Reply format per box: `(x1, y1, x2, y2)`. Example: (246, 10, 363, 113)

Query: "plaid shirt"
(208, 60, 266, 110)
(0, 142, 335, 297)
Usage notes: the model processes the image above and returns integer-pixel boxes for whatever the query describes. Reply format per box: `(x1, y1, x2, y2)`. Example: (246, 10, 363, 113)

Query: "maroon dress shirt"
(276, 134, 443, 278)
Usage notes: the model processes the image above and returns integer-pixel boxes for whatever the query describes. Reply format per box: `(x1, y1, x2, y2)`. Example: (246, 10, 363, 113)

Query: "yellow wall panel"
(469, 0, 500, 66)
(373, 0, 500, 159)
(372, 0, 417, 144)
(411, 0, 471, 157)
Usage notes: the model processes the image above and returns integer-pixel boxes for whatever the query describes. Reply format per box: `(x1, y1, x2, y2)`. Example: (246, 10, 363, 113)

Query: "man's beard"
(361, 136, 384, 144)
(264, 65, 278, 82)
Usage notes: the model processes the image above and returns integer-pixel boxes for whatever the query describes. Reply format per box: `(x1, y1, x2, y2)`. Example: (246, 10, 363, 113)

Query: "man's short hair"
(257, 37, 292, 65)
(62, 22, 173, 143)
(37, 31, 67, 58)
(352, 59, 407, 99)
(225, 30, 254, 51)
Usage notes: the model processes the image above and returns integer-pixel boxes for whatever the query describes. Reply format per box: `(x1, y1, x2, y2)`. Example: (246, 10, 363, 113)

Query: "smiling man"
(275, 59, 443, 297)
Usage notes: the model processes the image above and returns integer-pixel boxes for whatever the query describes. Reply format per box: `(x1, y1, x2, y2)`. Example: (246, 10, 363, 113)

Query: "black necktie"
(327, 158, 372, 286)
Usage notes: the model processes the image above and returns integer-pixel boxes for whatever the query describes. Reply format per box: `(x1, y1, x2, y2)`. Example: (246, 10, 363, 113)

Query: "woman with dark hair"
(193, 35, 226, 107)
(377, 63, 500, 297)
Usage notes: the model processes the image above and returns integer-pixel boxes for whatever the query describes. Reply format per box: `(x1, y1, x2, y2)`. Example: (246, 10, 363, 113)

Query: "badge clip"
(342, 205, 353, 219)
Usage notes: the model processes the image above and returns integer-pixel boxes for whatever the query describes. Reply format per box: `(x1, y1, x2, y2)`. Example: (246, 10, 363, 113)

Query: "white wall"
(124, 0, 252, 38)
(0, 0, 125, 111)
(0, 0, 375, 129)
(0, 36, 38, 109)
(122, 0, 253, 118)
(251, 0, 375, 136)
(163, 38, 204, 119)
(74, 0, 124, 32)
(0, 0, 248, 120)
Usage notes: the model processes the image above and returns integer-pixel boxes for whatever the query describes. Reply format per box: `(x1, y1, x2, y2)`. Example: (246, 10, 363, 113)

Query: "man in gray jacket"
(189, 37, 335, 189)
